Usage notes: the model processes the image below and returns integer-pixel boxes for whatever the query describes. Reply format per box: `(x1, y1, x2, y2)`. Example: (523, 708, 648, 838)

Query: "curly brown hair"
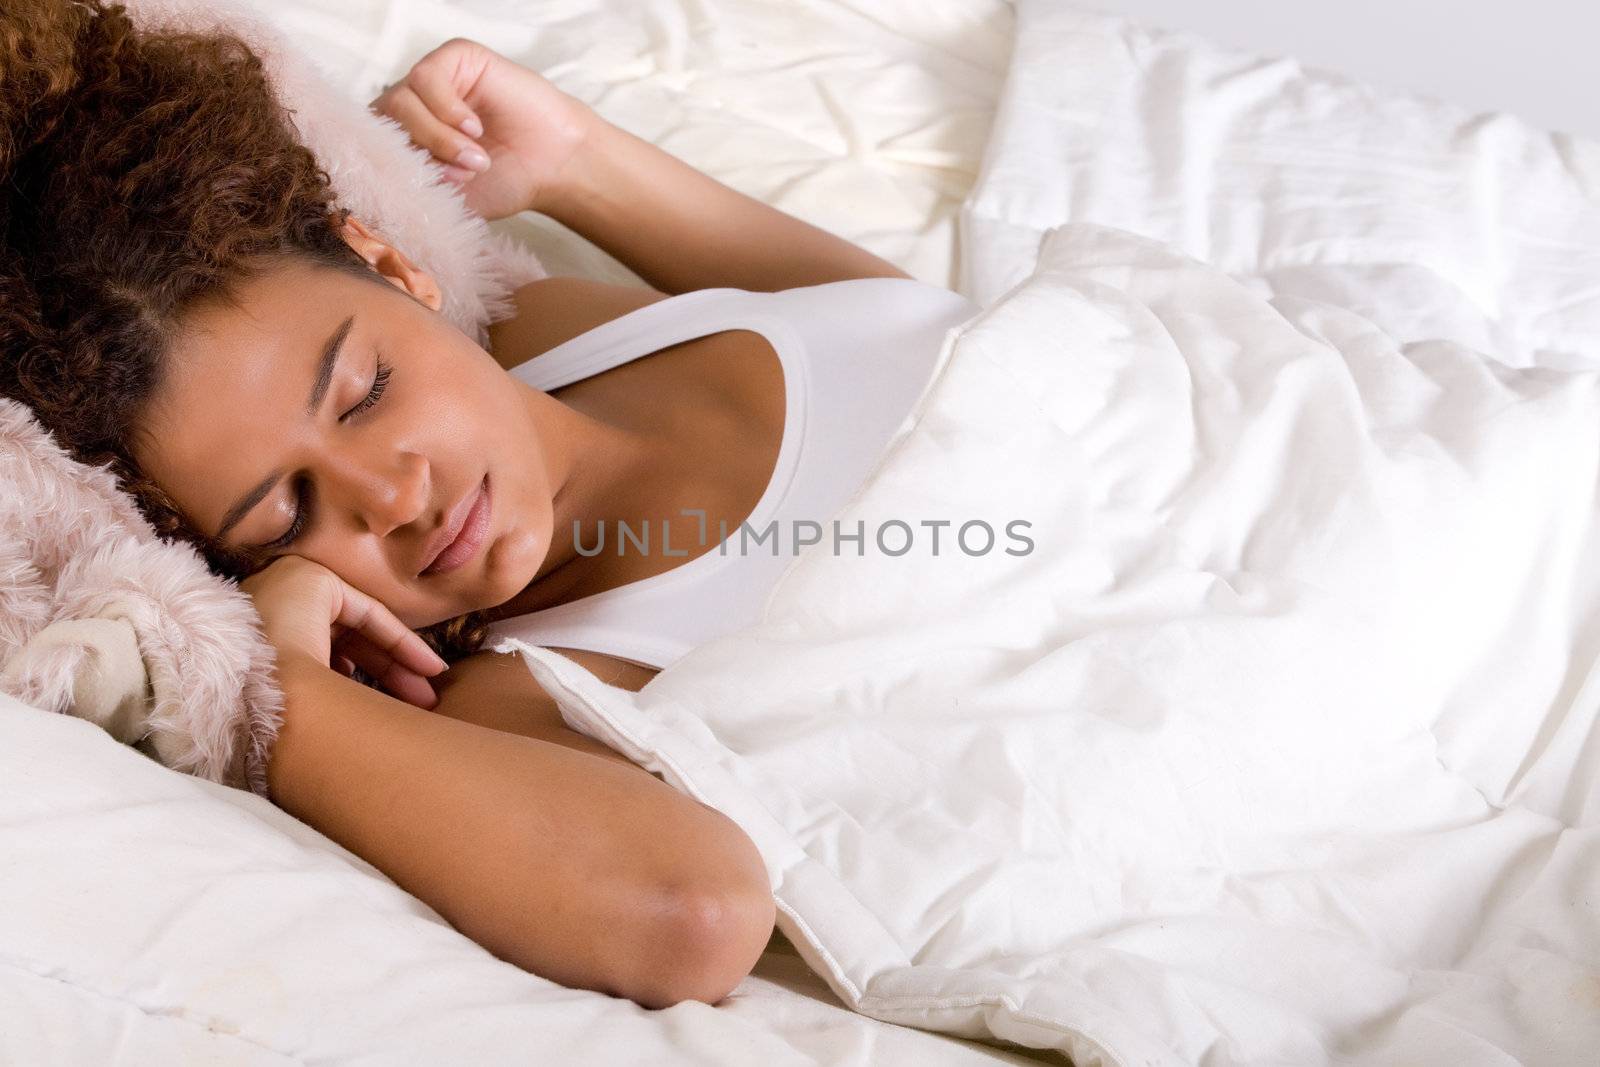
(0, 0, 492, 664)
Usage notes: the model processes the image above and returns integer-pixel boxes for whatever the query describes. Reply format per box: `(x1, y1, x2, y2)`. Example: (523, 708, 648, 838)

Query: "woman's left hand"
(240, 555, 447, 710)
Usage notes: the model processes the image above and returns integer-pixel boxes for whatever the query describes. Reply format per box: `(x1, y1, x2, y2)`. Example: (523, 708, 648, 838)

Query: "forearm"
(265, 653, 766, 1006)
(539, 116, 910, 294)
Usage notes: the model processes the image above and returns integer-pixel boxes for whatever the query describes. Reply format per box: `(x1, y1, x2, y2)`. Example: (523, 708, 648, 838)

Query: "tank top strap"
(487, 276, 981, 671)
(508, 287, 756, 391)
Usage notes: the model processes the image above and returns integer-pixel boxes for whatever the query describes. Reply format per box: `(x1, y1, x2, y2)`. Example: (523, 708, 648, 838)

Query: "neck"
(489, 384, 662, 619)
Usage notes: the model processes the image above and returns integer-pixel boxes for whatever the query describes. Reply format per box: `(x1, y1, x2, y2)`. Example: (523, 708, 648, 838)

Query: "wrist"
(533, 110, 622, 223)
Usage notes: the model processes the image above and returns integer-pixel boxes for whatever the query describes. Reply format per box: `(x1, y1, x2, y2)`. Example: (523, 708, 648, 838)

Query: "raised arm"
(371, 38, 910, 294)
(540, 116, 909, 293)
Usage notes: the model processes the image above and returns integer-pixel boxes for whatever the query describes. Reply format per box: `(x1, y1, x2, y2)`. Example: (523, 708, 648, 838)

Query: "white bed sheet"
(267, 0, 1013, 290)
(0, 696, 1051, 1066)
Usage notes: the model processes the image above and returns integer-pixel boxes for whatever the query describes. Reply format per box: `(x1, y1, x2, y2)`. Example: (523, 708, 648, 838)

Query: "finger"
(329, 582, 448, 678)
(404, 59, 485, 140)
(377, 84, 490, 173)
(336, 627, 416, 681)
(368, 81, 399, 111)
(333, 628, 388, 675)
(338, 630, 439, 709)
(328, 627, 358, 670)
(439, 162, 477, 185)
(386, 672, 440, 711)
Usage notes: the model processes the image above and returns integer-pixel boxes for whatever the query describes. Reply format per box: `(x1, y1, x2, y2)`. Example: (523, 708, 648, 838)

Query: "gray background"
(1077, 0, 1596, 138)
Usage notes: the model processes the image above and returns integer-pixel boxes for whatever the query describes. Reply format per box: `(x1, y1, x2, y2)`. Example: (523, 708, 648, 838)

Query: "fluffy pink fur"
(0, 0, 545, 794)
(0, 400, 283, 794)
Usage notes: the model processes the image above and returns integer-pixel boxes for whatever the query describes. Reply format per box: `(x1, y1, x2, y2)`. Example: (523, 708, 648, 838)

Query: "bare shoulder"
(485, 276, 673, 372)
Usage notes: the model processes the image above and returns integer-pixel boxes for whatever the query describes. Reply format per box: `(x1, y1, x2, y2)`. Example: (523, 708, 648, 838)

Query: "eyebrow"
(213, 314, 355, 542)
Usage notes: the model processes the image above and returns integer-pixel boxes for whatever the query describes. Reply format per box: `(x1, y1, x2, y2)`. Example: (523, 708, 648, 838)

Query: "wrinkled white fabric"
(963, 1, 1600, 369)
(505, 221, 1600, 1066)
(12, 1, 1600, 1063)
(259, 0, 1011, 289)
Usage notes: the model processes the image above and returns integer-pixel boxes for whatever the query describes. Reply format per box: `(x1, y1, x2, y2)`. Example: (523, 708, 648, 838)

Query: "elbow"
(627, 881, 777, 1010)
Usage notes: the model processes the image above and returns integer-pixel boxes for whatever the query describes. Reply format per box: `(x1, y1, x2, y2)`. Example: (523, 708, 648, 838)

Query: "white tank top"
(484, 278, 980, 670)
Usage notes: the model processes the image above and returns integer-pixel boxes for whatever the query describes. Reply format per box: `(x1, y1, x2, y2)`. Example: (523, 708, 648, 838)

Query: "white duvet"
(511, 215, 1600, 1063)
(7, 1, 1600, 1064)
(502, 4, 1600, 1063)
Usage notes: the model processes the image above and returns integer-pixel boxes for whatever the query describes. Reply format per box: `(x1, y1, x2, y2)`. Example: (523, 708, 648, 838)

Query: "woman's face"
(134, 229, 556, 629)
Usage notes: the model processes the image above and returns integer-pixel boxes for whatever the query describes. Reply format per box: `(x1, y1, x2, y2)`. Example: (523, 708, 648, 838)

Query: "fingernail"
(456, 144, 491, 172)
(459, 114, 483, 138)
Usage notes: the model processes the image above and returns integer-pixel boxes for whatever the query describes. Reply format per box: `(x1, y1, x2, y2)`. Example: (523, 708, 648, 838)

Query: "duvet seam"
(852, 987, 1128, 1067)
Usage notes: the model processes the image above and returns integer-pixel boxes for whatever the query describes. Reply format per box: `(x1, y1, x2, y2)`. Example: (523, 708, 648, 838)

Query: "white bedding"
(1, 1, 1035, 1064)
(962, 3, 1600, 366)
(8, 1, 1600, 1064)
(268, 0, 1012, 290)
(503, 4, 1600, 1064)
(509, 217, 1600, 1063)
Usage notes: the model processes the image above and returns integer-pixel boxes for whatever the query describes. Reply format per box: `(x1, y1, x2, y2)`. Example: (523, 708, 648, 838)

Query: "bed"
(4, 1, 1597, 1064)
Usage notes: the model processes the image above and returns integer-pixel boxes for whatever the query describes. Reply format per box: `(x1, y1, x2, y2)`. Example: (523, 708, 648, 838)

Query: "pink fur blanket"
(0, 0, 543, 796)
(0, 400, 284, 794)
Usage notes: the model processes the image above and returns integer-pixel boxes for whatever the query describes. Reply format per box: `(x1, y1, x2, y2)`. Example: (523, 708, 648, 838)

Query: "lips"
(420, 475, 491, 576)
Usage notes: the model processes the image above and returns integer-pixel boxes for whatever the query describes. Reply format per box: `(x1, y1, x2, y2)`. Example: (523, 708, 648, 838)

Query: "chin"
(484, 523, 550, 600)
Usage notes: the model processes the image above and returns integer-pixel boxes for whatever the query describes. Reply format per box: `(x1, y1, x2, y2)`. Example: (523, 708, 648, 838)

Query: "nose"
(323, 447, 430, 539)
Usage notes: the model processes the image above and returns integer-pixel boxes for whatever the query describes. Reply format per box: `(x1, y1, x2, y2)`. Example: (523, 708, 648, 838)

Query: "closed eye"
(343, 359, 392, 421)
(263, 359, 394, 550)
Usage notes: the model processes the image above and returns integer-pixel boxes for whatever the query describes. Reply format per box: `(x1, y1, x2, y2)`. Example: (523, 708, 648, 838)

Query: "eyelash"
(344, 361, 392, 421)
(265, 360, 393, 550)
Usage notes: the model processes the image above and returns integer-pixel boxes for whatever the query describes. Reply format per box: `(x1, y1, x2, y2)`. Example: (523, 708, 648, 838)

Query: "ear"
(338, 215, 444, 313)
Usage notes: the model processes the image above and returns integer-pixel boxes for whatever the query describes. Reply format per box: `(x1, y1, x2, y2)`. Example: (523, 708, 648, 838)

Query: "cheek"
(403, 361, 500, 452)
(281, 506, 408, 596)
(297, 539, 397, 598)
(341, 558, 444, 630)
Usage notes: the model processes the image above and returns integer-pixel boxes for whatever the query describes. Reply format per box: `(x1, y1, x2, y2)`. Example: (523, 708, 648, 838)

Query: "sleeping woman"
(0, 1, 978, 1009)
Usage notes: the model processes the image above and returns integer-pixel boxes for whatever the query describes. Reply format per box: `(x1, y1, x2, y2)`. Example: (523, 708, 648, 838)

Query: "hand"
(369, 37, 598, 221)
(239, 556, 447, 710)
